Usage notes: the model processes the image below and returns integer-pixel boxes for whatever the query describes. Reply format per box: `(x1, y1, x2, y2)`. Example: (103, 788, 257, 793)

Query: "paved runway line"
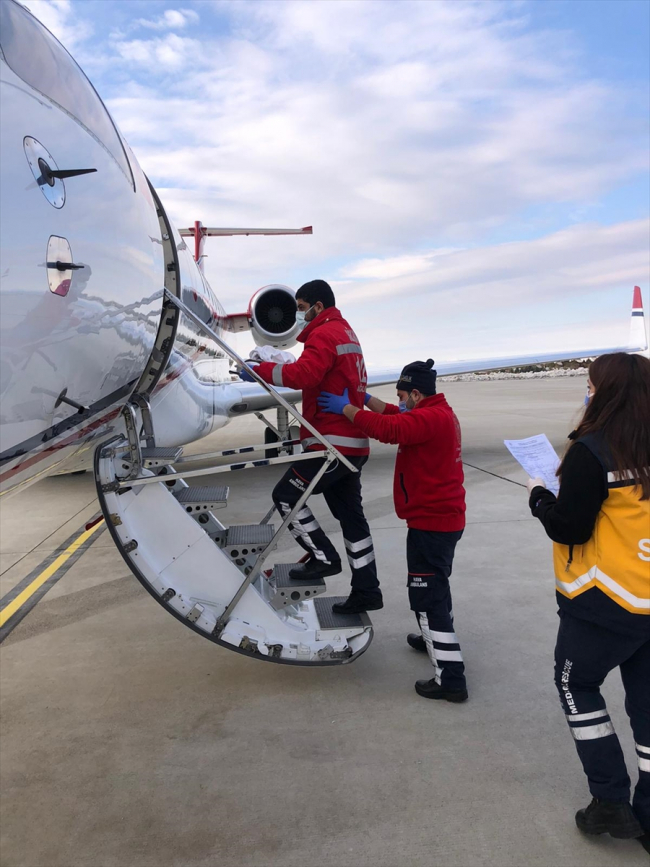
(0, 515, 105, 640)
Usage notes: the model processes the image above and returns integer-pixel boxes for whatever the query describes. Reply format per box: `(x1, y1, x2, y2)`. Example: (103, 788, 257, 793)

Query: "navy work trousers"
(272, 455, 380, 597)
(554, 609, 650, 830)
(406, 528, 465, 690)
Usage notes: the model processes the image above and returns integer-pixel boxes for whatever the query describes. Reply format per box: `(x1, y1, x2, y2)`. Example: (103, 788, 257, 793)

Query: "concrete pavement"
(1, 378, 646, 867)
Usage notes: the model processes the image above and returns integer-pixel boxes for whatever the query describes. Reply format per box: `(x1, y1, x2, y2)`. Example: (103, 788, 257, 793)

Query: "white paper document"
(503, 434, 561, 495)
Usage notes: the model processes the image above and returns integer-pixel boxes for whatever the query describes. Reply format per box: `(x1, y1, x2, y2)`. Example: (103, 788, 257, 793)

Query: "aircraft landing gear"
(256, 407, 301, 458)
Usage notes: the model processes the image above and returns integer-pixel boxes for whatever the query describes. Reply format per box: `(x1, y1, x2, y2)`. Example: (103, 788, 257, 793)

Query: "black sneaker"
(575, 798, 643, 839)
(288, 559, 342, 580)
(407, 633, 427, 653)
(414, 678, 468, 703)
(331, 593, 383, 615)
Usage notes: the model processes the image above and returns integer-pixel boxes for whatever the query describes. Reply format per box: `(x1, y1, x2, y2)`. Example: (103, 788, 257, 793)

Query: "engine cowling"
(248, 284, 300, 349)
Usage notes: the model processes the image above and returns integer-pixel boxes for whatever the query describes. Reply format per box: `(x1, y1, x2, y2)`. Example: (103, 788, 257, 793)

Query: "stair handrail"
(163, 290, 357, 473)
(116, 447, 342, 487)
(215, 451, 337, 632)
(174, 439, 300, 464)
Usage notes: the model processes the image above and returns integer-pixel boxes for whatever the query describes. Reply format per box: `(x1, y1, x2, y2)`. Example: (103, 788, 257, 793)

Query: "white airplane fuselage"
(0, 0, 240, 497)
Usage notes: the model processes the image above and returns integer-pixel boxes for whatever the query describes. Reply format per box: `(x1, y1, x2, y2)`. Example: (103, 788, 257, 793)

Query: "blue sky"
(25, 0, 650, 365)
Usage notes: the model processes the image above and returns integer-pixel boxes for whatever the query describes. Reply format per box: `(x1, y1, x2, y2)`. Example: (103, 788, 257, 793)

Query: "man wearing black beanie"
(318, 359, 468, 703)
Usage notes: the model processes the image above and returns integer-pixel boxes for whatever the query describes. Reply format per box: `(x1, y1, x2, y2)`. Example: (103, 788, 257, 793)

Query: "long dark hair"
(559, 353, 650, 499)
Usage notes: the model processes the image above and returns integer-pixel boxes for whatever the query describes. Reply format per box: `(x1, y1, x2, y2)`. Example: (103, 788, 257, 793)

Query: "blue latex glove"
(317, 388, 350, 414)
(240, 365, 258, 383)
(364, 392, 372, 405)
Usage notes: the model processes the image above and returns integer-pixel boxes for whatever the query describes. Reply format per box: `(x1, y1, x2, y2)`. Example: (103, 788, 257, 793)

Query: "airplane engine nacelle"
(248, 284, 300, 349)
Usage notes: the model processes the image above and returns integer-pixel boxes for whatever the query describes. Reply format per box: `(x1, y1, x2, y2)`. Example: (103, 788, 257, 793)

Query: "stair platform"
(174, 485, 229, 513)
(141, 446, 183, 468)
(314, 596, 370, 630)
(269, 563, 326, 609)
(272, 562, 326, 587)
(225, 524, 275, 549)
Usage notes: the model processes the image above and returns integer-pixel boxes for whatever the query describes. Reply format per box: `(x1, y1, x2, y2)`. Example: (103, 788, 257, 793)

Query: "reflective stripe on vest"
(302, 434, 370, 450)
(556, 566, 650, 611)
(553, 465, 650, 614)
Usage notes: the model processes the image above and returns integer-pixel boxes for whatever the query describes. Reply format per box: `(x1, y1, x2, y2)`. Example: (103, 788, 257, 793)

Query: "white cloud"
(103, 0, 647, 270)
(336, 219, 650, 305)
(135, 8, 199, 31)
(114, 33, 202, 71)
(22, 0, 650, 364)
(337, 219, 650, 365)
(340, 250, 463, 281)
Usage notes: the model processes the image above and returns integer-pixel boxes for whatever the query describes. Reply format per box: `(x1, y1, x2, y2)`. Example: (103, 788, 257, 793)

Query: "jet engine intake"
(248, 285, 299, 349)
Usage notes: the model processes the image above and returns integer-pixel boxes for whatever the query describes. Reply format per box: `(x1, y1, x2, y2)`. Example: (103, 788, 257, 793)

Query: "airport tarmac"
(0, 377, 646, 867)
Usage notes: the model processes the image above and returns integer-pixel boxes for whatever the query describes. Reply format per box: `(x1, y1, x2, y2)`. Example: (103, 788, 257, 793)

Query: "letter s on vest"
(639, 538, 650, 562)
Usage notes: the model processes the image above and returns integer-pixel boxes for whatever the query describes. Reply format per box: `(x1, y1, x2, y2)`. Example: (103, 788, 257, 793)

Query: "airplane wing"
(224, 340, 633, 413)
(225, 382, 302, 416)
(365, 343, 642, 386)
(227, 286, 647, 405)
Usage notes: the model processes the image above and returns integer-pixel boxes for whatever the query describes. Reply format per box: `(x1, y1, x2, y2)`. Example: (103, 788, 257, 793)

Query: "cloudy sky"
(25, 0, 650, 366)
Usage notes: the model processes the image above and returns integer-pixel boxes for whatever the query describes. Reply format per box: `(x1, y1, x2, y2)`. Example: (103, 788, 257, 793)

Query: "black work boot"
(407, 633, 427, 653)
(575, 798, 643, 839)
(332, 592, 383, 615)
(289, 558, 342, 580)
(414, 678, 468, 703)
(638, 832, 650, 855)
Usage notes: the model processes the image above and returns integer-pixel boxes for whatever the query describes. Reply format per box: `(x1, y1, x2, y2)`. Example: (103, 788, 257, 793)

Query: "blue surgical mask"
(398, 400, 408, 413)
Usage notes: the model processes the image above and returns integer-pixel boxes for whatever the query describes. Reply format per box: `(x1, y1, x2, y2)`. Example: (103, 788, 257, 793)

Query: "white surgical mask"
(295, 305, 314, 329)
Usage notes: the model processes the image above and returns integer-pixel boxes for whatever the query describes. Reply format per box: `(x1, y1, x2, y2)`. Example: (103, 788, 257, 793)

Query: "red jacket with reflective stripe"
(352, 394, 466, 530)
(254, 307, 370, 456)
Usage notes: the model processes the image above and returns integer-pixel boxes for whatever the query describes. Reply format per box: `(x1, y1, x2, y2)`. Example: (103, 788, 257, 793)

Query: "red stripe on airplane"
(633, 285, 643, 310)
(0, 408, 122, 484)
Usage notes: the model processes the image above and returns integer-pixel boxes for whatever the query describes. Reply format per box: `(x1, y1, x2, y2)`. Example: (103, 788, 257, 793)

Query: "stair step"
(314, 596, 367, 629)
(271, 562, 326, 588)
(223, 524, 275, 566)
(268, 563, 326, 610)
(142, 446, 183, 468)
(225, 524, 275, 548)
(174, 485, 229, 512)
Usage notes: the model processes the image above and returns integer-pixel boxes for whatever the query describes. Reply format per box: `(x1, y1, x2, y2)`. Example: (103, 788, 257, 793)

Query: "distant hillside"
(441, 359, 593, 382)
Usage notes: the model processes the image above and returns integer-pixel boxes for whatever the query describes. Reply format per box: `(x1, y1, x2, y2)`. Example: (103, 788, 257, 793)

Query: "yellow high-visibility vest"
(554, 460, 650, 615)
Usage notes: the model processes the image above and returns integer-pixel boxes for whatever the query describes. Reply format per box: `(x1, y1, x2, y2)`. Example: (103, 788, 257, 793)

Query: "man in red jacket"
(244, 280, 382, 615)
(318, 359, 468, 701)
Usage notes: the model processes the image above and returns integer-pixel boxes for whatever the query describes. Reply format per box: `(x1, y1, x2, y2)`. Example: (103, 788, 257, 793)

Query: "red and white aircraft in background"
(0, 0, 646, 665)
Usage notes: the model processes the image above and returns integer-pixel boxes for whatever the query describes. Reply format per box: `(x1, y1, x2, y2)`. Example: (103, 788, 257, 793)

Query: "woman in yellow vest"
(527, 352, 650, 850)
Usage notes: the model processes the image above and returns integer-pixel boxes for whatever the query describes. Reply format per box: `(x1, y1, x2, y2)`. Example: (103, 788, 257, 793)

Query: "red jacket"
(254, 307, 370, 456)
(352, 394, 466, 531)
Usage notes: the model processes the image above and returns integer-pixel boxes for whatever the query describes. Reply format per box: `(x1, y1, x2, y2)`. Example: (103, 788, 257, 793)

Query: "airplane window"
(0, 0, 134, 189)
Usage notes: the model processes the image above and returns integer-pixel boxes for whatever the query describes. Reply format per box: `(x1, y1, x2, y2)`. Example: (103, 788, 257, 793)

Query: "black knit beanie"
(397, 358, 436, 395)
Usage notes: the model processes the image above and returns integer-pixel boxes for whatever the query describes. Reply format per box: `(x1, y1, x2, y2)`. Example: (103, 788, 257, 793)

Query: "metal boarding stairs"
(94, 291, 373, 666)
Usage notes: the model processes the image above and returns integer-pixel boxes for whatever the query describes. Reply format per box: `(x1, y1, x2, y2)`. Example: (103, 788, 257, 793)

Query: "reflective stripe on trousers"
(554, 609, 650, 819)
(277, 501, 331, 563)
